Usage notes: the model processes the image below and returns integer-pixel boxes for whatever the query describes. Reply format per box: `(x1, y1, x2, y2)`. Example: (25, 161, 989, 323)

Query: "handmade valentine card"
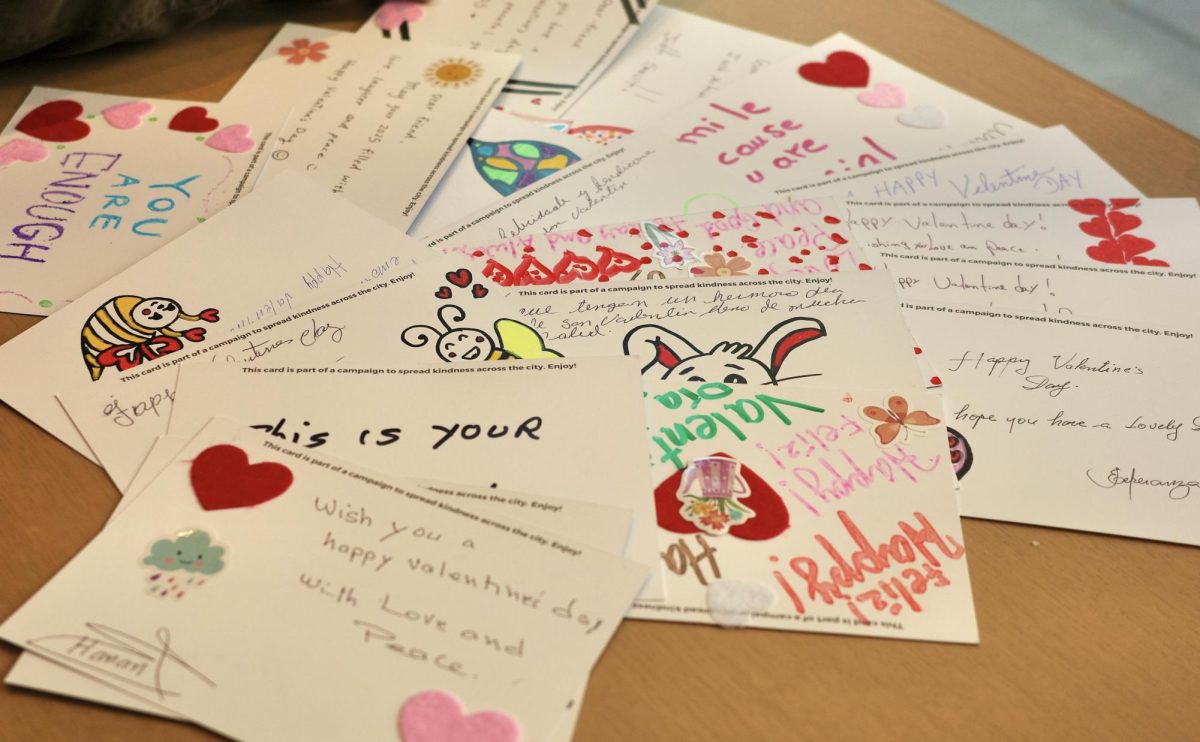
(850, 198, 1199, 326)
(507, 268, 931, 389)
(443, 195, 858, 284)
(0, 171, 425, 465)
(899, 304, 1199, 545)
(408, 109, 603, 237)
(223, 23, 519, 232)
(0, 418, 650, 741)
(778, 126, 1140, 203)
(358, 0, 658, 116)
(0, 87, 285, 316)
(562, 7, 803, 140)
(628, 383, 978, 641)
(56, 254, 539, 490)
(163, 357, 662, 597)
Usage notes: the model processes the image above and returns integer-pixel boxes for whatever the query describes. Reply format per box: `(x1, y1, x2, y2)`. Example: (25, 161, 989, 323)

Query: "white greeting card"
(163, 358, 662, 597)
(901, 304, 1199, 544)
(851, 198, 1199, 326)
(224, 23, 519, 231)
(561, 7, 803, 140)
(443, 195, 858, 284)
(357, 0, 658, 117)
(0, 87, 283, 316)
(629, 383, 978, 641)
(56, 255, 540, 489)
(0, 172, 424, 464)
(408, 109, 603, 237)
(0, 419, 649, 741)
(507, 269, 928, 390)
(778, 126, 1140, 203)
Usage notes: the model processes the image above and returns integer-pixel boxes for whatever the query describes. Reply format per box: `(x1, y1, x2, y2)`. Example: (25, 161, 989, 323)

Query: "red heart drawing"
(16, 100, 90, 142)
(190, 444, 293, 511)
(143, 335, 185, 359)
(1107, 210, 1142, 236)
(576, 228, 592, 238)
(1109, 198, 1140, 210)
(1130, 255, 1169, 267)
(1078, 216, 1112, 239)
(471, 283, 488, 298)
(198, 308, 220, 322)
(169, 106, 219, 133)
(446, 268, 472, 288)
(434, 286, 452, 299)
(1067, 198, 1106, 216)
(830, 233, 848, 245)
(1086, 234, 1157, 264)
(654, 453, 789, 541)
(97, 344, 146, 371)
(181, 328, 206, 342)
(798, 51, 869, 88)
(823, 216, 842, 225)
(552, 251, 599, 283)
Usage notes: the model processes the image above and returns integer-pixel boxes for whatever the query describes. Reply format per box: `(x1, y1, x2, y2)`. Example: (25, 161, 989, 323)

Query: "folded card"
(562, 6, 802, 139)
(0, 418, 650, 741)
(0, 171, 423, 465)
(0, 87, 283, 316)
(629, 382, 978, 641)
(851, 198, 1199, 326)
(358, 0, 658, 117)
(900, 303, 1199, 545)
(224, 23, 519, 232)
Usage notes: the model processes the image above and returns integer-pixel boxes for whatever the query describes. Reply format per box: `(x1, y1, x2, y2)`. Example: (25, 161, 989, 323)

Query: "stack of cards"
(1, 2, 1195, 740)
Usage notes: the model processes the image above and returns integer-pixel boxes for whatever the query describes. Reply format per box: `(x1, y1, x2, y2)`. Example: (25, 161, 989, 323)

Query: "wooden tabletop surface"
(1, 1, 1197, 740)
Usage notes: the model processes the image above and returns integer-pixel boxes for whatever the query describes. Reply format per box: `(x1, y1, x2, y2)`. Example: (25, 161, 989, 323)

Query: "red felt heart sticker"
(169, 106, 219, 133)
(190, 444, 293, 511)
(798, 51, 870, 88)
(16, 100, 90, 142)
(445, 268, 472, 288)
(1067, 198, 1106, 216)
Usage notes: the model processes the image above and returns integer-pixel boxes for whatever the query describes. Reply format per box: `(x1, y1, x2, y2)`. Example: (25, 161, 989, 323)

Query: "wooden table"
(1, 1, 1197, 740)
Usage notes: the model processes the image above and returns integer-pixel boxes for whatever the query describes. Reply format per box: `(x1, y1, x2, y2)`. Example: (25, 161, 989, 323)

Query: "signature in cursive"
(28, 622, 214, 700)
(1086, 466, 1196, 501)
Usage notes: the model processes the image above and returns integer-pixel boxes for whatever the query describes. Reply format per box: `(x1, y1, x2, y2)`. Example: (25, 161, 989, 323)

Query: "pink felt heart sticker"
(375, 1, 425, 30)
(398, 691, 519, 742)
(206, 124, 255, 153)
(102, 100, 153, 130)
(856, 82, 906, 108)
(0, 138, 48, 167)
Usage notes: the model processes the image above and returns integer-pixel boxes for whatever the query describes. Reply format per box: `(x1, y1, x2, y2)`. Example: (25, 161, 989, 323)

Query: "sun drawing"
(425, 58, 483, 87)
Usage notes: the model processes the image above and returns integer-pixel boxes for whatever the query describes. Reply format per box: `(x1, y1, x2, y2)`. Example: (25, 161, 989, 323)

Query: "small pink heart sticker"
(376, 1, 425, 30)
(0, 138, 48, 167)
(856, 82, 906, 108)
(102, 100, 154, 130)
(398, 690, 519, 742)
(206, 124, 255, 153)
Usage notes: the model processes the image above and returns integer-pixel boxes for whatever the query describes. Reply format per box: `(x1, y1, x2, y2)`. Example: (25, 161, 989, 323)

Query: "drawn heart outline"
(169, 106, 219, 133)
(397, 690, 519, 742)
(16, 100, 90, 142)
(798, 51, 870, 88)
(445, 269, 472, 288)
(434, 286, 452, 299)
(190, 444, 293, 511)
(471, 283, 489, 299)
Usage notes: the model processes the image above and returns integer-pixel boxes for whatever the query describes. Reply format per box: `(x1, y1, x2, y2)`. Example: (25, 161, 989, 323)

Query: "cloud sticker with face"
(143, 529, 226, 575)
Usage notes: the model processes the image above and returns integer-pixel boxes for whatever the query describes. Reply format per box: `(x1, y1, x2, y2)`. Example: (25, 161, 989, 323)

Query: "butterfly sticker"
(861, 395, 940, 445)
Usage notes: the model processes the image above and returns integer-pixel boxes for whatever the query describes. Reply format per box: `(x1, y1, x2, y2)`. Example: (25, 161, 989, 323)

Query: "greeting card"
(358, 0, 658, 116)
(0, 172, 424, 464)
(0, 87, 284, 316)
(0, 419, 650, 741)
(224, 23, 520, 232)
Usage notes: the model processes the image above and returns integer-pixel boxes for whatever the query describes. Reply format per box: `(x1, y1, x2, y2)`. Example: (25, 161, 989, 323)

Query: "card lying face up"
(0, 87, 284, 316)
(0, 172, 423, 465)
(0, 418, 650, 742)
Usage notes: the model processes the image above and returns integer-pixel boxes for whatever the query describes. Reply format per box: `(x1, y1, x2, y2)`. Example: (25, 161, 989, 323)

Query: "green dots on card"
(38, 299, 53, 308)
(196, 217, 206, 223)
(56, 144, 65, 149)
(148, 116, 158, 122)
(195, 135, 204, 141)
